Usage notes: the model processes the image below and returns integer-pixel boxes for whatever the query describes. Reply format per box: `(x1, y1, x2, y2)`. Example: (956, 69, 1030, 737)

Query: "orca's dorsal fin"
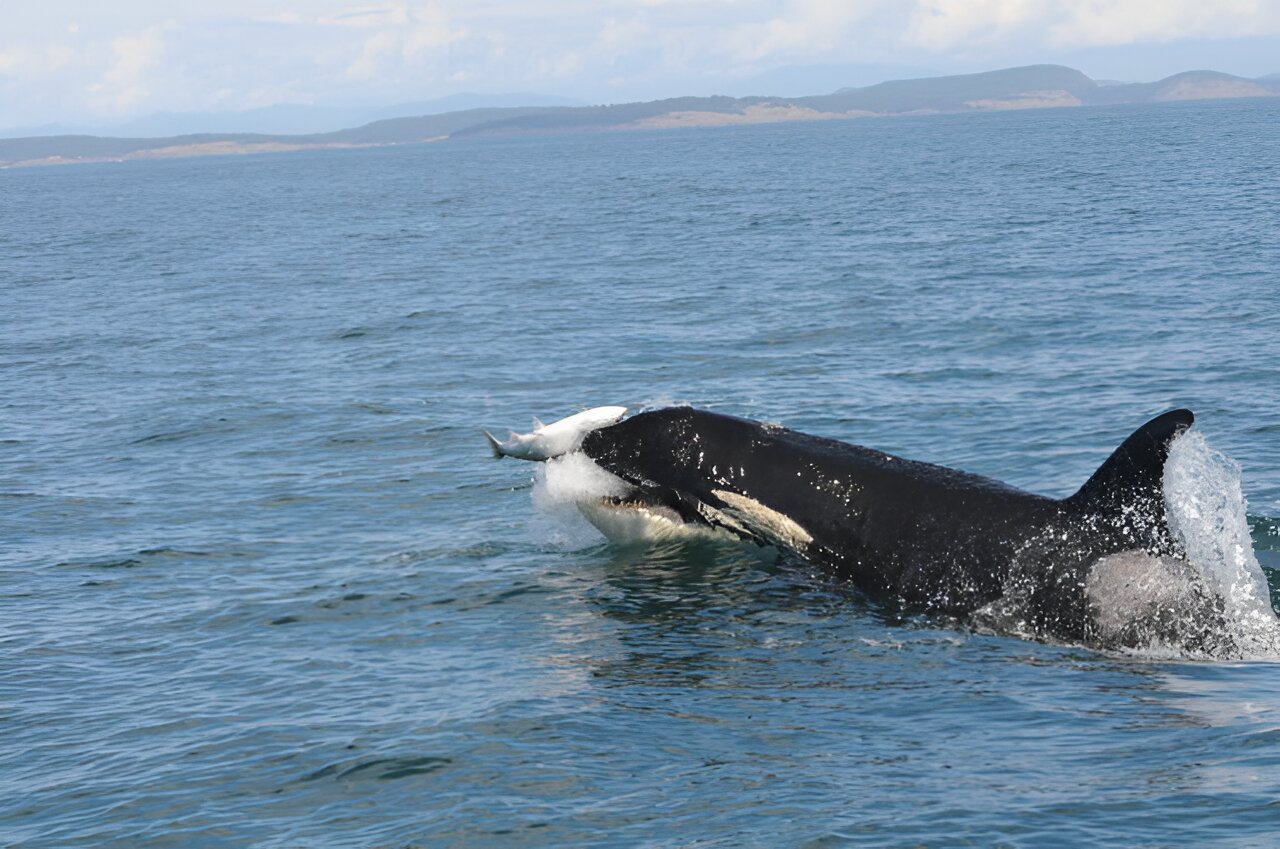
(1067, 409, 1194, 515)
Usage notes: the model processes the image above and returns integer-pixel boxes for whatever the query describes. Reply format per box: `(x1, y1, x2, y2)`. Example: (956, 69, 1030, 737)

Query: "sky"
(3, 0, 1280, 132)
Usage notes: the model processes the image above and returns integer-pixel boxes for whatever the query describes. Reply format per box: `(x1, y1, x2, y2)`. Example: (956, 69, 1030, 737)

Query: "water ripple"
(2, 100, 1279, 846)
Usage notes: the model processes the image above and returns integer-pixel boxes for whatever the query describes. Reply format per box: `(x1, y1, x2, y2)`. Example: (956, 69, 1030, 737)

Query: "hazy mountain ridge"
(0, 93, 584, 140)
(4, 65, 1277, 168)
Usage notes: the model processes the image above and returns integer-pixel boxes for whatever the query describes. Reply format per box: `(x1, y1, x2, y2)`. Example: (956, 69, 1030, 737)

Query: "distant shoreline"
(3, 64, 1276, 170)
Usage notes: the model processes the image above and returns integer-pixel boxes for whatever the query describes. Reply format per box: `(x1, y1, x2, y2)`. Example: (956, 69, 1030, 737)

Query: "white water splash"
(529, 452, 634, 548)
(534, 451, 633, 507)
(532, 452, 740, 547)
(1163, 430, 1280, 658)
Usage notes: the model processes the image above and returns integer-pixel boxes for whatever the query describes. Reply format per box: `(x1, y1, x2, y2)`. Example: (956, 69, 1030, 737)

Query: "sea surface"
(3, 99, 1280, 847)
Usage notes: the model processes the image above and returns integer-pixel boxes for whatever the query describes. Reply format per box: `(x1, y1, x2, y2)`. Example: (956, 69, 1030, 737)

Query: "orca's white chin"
(576, 497, 739, 546)
(534, 450, 740, 547)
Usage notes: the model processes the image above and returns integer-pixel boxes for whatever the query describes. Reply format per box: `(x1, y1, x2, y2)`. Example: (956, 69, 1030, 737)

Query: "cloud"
(4, 0, 1280, 130)
(726, 0, 882, 61)
(0, 46, 28, 75)
(905, 0, 1041, 51)
(321, 5, 413, 28)
(404, 5, 467, 54)
(0, 42, 77, 78)
(251, 12, 305, 25)
(343, 4, 469, 80)
(86, 24, 173, 115)
(1051, 0, 1280, 47)
(901, 0, 1280, 52)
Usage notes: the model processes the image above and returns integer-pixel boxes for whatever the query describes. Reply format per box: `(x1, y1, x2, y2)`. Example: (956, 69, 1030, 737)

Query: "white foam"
(534, 451, 633, 506)
(529, 452, 634, 548)
(1162, 430, 1280, 658)
(532, 452, 742, 547)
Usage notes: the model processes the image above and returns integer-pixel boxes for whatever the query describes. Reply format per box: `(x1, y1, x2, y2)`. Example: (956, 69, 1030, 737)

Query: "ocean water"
(3, 99, 1280, 846)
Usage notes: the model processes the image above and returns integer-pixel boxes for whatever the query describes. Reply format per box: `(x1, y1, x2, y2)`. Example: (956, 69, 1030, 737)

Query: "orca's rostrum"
(488, 405, 1216, 648)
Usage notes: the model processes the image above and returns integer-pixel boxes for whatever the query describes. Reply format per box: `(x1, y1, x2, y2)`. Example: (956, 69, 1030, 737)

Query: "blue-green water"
(3, 100, 1280, 847)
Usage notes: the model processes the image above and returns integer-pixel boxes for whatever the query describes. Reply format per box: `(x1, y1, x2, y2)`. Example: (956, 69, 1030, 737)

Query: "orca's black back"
(583, 408, 1060, 611)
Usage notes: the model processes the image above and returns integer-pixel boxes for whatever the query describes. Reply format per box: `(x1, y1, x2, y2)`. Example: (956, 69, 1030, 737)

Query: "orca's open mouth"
(575, 490, 738, 546)
(597, 494, 686, 526)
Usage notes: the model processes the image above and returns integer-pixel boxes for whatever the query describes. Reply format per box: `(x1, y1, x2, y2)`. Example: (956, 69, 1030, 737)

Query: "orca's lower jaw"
(575, 488, 740, 546)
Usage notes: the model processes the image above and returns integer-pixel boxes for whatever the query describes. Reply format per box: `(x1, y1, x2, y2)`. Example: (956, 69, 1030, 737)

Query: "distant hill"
(800, 65, 1098, 112)
(0, 93, 583, 139)
(3, 65, 1277, 169)
(1089, 70, 1280, 105)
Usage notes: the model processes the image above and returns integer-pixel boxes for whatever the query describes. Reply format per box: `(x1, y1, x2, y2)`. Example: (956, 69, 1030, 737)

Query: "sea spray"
(529, 452, 633, 548)
(1164, 430, 1280, 657)
(533, 451, 744, 547)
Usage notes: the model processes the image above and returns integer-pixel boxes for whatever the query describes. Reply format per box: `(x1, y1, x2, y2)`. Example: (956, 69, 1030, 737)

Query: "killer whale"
(490, 406, 1201, 646)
